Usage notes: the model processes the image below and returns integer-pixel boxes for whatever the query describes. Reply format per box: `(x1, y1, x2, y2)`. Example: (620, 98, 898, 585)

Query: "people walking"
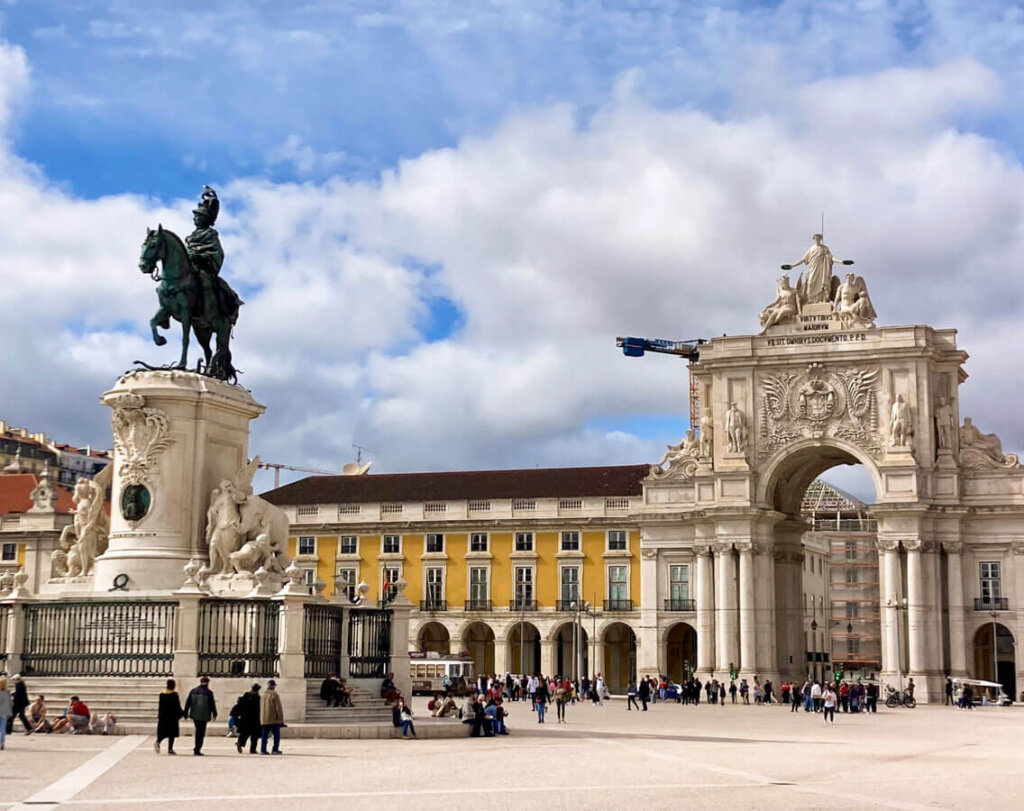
(555, 680, 570, 723)
(259, 679, 284, 754)
(945, 678, 953, 706)
(638, 675, 651, 711)
(155, 679, 182, 755)
(9, 675, 29, 734)
(183, 676, 217, 756)
(626, 681, 640, 711)
(0, 677, 12, 750)
(822, 685, 836, 724)
(234, 683, 261, 754)
(729, 680, 738, 704)
(534, 675, 550, 723)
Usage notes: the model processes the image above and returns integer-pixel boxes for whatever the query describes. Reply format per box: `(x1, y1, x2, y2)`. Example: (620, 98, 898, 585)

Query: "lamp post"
(989, 610, 999, 687)
(887, 595, 907, 693)
(811, 618, 818, 681)
(571, 600, 579, 682)
(519, 593, 526, 675)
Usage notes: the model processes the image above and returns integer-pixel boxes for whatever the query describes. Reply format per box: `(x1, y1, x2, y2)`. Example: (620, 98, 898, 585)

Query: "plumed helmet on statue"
(192, 185, 220, 225)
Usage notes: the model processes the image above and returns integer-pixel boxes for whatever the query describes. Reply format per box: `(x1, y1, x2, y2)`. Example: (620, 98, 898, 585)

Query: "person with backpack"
(183, 676, 218, 756)
(233, 684, 261, 754)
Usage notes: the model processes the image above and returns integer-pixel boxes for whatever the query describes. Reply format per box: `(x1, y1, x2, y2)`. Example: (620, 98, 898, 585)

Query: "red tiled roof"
(0, 474, 75, 515)
(261, 464, 650, 506)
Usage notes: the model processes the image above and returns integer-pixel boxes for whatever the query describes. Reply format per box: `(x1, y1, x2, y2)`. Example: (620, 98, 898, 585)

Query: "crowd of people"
(0, 674, 118, 749)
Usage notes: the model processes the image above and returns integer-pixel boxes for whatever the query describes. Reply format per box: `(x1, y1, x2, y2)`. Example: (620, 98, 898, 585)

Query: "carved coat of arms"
(758, 363, 880, 457)
(109, 391, 175, 487)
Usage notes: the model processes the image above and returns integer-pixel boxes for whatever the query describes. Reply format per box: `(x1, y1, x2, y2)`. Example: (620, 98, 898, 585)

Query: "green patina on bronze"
(137, 186, 243, 382)
(120, 483, 151, 522)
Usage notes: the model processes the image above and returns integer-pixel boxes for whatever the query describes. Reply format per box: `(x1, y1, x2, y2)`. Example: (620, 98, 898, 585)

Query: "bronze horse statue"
(138, 225, 240, 382)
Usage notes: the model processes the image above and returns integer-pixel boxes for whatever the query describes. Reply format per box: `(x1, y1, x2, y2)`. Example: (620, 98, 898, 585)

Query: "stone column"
(637, 548, 660, 678)
(695, 545, 715, 676)
(945, 542, 968, 677)
(714, 543, 738, 677)
(540, 639, 555, 677)
(1, 598, 25, 675)
(274, 586, 312, 722)
(879, 539, 902, 678)
(1014, 544, 1024, 692)
(389, 593, 414, 699)
(494, 637, 509, 675)
(171, 590, 203, 683)
(737, 542, 756, 677)
(590, 639, 607, 681)
(922, 542, 943, 675)
(905, 540, 927, 678)
(773, 520, 805, 683)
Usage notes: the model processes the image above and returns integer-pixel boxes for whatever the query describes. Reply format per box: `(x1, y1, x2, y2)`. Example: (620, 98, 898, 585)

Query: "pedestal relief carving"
(109, 390, 175, 525)
(958, 418, 1020, 469)
(759, 363, 880, 457)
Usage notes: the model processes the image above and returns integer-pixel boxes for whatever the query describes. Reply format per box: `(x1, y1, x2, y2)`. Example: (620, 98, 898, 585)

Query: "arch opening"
(665, 622, 697, 684)
(416, 621, 451, 655)
(972, 623, 1016, 700)
(552, 621, 589, 680)
(602, 621, 637, 693)
(461, 621, 495, 675)
(508, 621, 541, 676)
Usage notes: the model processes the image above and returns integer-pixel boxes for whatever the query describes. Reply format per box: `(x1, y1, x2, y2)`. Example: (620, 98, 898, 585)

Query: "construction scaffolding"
(802, 479, 882, 674)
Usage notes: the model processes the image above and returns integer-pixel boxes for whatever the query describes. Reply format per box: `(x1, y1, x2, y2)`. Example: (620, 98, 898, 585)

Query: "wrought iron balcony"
(603, 599, 634, 611)
(556, 600, 580, 611)
(509, 599, 538, 612)
(663, 598, 696, 611)
(464, 600, 492, 612)
(974, 597, 1009, 611)
(419, 600, 447, 612)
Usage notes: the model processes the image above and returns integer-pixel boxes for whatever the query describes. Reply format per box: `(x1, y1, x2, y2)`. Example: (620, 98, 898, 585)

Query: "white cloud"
(1, 38, 1024, 493)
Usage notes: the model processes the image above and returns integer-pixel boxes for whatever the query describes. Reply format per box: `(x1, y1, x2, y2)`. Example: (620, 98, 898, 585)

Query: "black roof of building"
(261, 464, 650, 506)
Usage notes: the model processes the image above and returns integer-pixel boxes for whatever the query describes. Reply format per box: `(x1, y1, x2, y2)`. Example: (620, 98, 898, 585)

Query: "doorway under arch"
(665, 622, 697, 684)
(972, 622, 1016, 700)
(602, 622, 637, 693)
(552, 622, 588, 680)
(461, 622, 495, 675)
(416, 621, 451, 655)
(508, 621, 541, 675)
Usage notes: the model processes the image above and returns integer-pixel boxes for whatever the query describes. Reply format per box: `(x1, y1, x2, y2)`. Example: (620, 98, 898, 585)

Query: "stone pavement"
(0, 698, 1021, 810)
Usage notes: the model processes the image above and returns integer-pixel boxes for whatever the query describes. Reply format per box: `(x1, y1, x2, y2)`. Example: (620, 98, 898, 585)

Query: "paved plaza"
(1, 698, 1021, 810)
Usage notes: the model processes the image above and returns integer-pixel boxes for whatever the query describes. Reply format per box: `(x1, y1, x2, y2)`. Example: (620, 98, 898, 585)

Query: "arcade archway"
(665, 622, 697, 684)
(508, 621, 541, 675)
(416, 621, 451, 655)
(602, 622, 637, 693)
(552, 621, 588, 680)
(972, 622, 1016, 700)
(461, 622, 495, 675)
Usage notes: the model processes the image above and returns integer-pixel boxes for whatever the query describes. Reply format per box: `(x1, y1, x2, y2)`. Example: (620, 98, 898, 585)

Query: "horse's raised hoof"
(154, 336, 167, 346)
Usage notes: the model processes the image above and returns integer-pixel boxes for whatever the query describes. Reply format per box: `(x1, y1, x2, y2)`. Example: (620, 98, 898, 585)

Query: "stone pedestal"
(93, 370, 265, 593)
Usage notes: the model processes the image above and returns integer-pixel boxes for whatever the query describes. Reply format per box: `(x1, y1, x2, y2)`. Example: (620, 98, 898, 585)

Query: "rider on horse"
(186, 186, 241, 325)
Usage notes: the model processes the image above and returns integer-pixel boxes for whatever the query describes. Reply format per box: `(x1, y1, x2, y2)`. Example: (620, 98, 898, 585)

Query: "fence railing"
(198, 599, 279, 678)
(348, 608, 391, 679)
(303, 603, 345, 679)
(663, 599, 696, 611)
(21, 601, 177, 677)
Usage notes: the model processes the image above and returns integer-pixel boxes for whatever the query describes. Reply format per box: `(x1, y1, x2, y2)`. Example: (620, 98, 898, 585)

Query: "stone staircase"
(21, 676, 165, 726)
(304, 681, 393, 724)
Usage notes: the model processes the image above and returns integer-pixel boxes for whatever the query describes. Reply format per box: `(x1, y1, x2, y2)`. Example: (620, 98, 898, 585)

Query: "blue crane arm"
(616, 336, 706, 361)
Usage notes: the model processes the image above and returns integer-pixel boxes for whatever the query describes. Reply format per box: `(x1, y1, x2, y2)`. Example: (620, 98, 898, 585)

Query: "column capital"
(904, 539, 922, 553)
(712, 542, 733, 555)
(773, 548, 803, 564)
(1011, 543, 1024, 556)
(943, 541, 964, 555)
(877, 538, 900, 552)
(734, 541, 753, 554)
(692, 544, 712, 557)
(920, 540, 941, 554)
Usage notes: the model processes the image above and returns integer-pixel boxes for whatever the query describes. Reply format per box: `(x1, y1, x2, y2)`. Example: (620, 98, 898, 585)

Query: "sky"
(2, 1, 1024, 501)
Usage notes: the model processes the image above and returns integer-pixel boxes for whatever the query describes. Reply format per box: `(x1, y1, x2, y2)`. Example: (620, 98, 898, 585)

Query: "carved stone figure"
(54, 465, 114, 578)
(833, 273, 877, 329)
(935, 396, 955, 451)
(958, 418, 1021, 469)
(782, 234, 853, 305)
(699, 411, 714, 458)
(137, 186, 243, 382)
(110, 391, 174, 489)
(204, 456, 291, 574)
(726, 402, 747, 453)
(28, 465, 58, 513)
(890, 394, 912, 447)
(759, 275, 800, 330)
(650, 429, 700, 479)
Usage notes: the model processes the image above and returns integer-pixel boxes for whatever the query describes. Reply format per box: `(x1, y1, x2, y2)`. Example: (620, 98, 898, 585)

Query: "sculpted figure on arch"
(783, 233, 854, 304)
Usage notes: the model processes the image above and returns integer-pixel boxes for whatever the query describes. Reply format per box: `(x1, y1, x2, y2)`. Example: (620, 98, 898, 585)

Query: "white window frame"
(468, 566, 490, 603)
(607, 563, 629, 602)
(560, 565, 581, 604)
(297, 536, 317, 556)
(424, 565, 445, 604)
(469, 532, 489, 553)
(339, 536, 358, 555)
(425, 533, 445, 554)
(302, 568, 316, 586)
(381, 564, 402, 602)
(382, 535, 402, 555)
(0, 542, 16, 562)
(513, 565, 535, 606)
(607, 530, 627, 551)
(514, 531, 534, 552)
(980, 561, 1001, 601)
(335, 565, 358, 601)
(561, 531, 580, 552)
(668, 564, 690, 603)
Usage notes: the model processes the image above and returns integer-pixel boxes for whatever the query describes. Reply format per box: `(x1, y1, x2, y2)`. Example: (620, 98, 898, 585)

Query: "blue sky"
(3, 1, 1024, 500)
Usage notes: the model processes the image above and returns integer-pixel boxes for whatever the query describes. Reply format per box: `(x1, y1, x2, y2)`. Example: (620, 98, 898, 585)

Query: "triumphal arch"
(637, 237, 1024, 702)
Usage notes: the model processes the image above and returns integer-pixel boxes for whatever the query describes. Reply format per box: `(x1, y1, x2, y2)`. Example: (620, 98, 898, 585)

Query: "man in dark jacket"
(183, 676, 217, 756)
(638, 676, 651, 711)
(320, 675, 340, 707)
(9, 675, 30, 733)
(234, 684, 261, 754)
(156, 679, 182, 755)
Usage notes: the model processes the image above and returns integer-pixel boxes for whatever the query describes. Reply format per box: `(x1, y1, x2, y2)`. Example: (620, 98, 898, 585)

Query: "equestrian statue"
(138, 186, 243, 382)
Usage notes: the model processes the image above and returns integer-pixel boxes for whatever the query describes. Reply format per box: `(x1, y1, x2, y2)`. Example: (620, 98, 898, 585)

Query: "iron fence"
(198, 599, 280, 678)
(348, 608, 391, 679)
(303, 603, 345, 679)
(21, 601, 176, 677)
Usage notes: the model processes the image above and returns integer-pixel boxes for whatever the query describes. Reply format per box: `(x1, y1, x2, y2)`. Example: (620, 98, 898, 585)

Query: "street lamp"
(886, 595, 908, 693)
(989, 610, 999, 687)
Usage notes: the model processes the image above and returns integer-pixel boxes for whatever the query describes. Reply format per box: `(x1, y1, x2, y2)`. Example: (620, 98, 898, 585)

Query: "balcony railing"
(603, 599, 633, 612)
(419, 600, 447, 612)
(974, 597, 1008, 611)
(663, 598, 696, 611)
(556, 600, 583, 611)
(464, 600, 492, 612)
(510, 599, 538, 612)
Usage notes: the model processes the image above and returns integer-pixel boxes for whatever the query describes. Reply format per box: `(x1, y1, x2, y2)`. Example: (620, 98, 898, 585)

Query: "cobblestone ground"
(1, 697, 1021, 810)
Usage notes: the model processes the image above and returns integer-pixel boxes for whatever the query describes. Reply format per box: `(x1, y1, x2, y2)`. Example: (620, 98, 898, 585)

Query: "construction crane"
(615, 336, 708, 427)
(259, 461, 336, 489)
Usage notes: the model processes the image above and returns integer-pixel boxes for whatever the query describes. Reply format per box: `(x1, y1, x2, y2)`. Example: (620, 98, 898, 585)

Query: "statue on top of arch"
(759, 234, 877, 333)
